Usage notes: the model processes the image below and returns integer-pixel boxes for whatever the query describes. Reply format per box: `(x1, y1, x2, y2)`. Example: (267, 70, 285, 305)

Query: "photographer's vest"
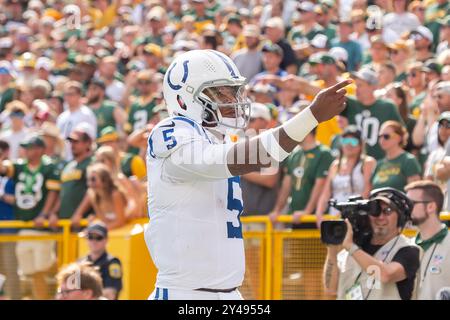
(337, 235, 414, 300)
(416, 231, 450, 300)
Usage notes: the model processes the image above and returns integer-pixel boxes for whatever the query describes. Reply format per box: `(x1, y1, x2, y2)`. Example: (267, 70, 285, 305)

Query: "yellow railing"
(0, 214, 449, 300)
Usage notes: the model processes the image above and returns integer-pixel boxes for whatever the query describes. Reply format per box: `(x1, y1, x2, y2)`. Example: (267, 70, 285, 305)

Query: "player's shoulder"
(148, 116, 211, 159)
(153, 115, 208, 138)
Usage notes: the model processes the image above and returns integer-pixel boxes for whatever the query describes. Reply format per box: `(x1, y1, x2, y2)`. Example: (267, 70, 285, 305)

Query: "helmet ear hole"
(177, 95, 187, 110)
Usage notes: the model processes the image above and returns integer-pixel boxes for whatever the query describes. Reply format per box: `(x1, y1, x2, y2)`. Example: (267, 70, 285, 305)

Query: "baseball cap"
(68, 123, 96, 142)
(248, 103, 271, 121)
(309, 52, 336, 65)
(297, 1, 315, 12)
(410, 26, 433, 42)
(342, 125, 362, 140)
(351, 67, 378, 86)
(310, 34, 328, 49)
(264, 17, 284, 30)
(250, 82, 276, 94)
(20, 135, 46, 149)
(436, 81, 450, 95)
(438, 112, 450, 123)
(63, 4, 80, 15)
(143, 43, 162, 58)
(242, 24, 260, 38)
(387, 40, 409, 52)
(35, 57, 53, 71)
(423, 59, 442, 75)
(86, 221, 108, 238)
(89, 78, 106, 90)
(17, 52, 37, 69)
(0, 61, 15, 77)
(262, 42, 283, 57)
(97, 126, 119, 144)
(329, 47, 348, 62)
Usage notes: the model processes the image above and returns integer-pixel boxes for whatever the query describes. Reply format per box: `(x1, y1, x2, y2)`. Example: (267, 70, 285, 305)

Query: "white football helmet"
(163, 49, 251, 131)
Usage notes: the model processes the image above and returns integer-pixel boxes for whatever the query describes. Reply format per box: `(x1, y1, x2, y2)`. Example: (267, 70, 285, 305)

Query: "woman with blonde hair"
(71, 163, 127, 230)
(370, 120, 422, 192)
(94, 146, 144, 220)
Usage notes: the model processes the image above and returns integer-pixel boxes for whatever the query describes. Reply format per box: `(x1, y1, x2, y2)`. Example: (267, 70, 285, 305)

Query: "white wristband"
(259, 129, 290, 162)
(282, 106, 319, 142)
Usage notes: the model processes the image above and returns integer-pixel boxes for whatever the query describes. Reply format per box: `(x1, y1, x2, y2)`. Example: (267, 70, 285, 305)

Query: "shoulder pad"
(148, 116, 211, 159)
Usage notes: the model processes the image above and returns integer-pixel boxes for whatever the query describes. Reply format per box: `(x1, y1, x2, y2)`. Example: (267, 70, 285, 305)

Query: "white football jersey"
(145, 116, 245, 290)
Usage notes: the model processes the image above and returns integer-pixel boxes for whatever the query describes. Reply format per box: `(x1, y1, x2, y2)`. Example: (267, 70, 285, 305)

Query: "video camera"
(320, 196, 379, 246)
(320, 188, 414, 246)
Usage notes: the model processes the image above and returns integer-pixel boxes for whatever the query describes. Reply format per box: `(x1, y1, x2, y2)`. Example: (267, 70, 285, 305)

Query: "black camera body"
(320, 187, 414, 246)
(321, 196, 379, 246)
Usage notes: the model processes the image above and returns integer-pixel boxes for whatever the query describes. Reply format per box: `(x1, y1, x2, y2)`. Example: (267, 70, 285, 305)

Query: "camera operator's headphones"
(369, 187, 414, 228)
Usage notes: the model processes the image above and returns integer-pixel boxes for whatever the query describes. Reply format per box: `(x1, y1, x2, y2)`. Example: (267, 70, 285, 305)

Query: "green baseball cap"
(97, 126, 119, 144)
(309, 52, 336, 65)
(20, 135, 46, 149)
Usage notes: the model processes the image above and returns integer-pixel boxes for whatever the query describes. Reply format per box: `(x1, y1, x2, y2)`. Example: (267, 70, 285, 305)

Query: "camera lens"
(332, 224, 346, 238)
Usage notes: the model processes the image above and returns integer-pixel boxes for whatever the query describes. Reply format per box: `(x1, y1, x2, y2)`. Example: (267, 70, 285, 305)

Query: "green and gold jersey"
(120, 152, 146, 180)
(51, 62, 73, 77)
(91, 100, 117, 136)
(371, 152, 422, 192)
(288, 24, 325, 44)
(11, 156, 61, 221)
(286, 145, 334, 212)
(126, 96, 157, 133)
(59, 156, 92, 219)
(342, 97, 404, 160)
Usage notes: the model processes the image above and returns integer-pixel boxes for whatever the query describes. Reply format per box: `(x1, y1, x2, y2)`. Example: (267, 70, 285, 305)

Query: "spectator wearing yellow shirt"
(86, 0, 121, 30)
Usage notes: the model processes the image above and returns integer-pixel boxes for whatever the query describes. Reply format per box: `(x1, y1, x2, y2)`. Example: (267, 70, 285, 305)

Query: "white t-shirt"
(145, 116, 245, 290)
(0, 128, 29, 161)
(383, 13, 420, 42)
(56, 105, 97, 160)
(106, 80, 125, 103)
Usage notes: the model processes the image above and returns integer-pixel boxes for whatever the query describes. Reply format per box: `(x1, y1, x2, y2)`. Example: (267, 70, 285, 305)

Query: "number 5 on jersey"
(162, 128, 177, 150)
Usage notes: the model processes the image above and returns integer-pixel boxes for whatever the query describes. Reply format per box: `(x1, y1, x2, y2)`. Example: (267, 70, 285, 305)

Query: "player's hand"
(292, 211, 304, 224)
(310, 79, 352, 123)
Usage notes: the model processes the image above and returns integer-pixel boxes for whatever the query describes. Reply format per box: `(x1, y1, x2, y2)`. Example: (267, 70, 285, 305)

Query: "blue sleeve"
(5, 178, 14, 195)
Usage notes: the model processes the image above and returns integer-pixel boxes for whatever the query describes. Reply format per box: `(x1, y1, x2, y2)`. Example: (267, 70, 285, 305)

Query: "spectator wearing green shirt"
(342, 67, 404, 160)
(270, 128, 334, 225)
(85, 78, 127, 136)
(371, 121, 422, 192)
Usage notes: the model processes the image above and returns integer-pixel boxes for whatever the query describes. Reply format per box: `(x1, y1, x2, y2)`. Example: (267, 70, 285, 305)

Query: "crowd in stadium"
(0, 0, 449, 300)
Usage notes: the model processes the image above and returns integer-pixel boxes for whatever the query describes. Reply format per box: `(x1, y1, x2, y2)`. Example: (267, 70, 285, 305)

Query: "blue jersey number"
(227, 176, 243, 239)
(162, 128, 177, 150)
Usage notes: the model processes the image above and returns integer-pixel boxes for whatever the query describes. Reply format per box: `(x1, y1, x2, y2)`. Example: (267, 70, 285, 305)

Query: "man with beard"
(405, 181, 450, 300)
(323, 188, 420, 300)
(86, 78, 126, 136)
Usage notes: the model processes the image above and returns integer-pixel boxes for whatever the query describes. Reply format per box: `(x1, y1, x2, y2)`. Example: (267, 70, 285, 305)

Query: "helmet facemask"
(195, 80, 251, 131)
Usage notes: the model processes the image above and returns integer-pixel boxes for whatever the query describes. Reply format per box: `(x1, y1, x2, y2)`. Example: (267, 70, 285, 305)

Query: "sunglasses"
(371, 206, 395, 217)
(341, 137, 359, 147)
(439, 121, 450, 129)
(88, 234, 105, 241)
(378, 133, 392, 140)
(138, 80, 152, 85)
(57, 288, 82, 296)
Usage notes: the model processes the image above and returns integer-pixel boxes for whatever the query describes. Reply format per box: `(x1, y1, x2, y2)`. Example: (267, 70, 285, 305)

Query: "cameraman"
(323, 188, 420, 300)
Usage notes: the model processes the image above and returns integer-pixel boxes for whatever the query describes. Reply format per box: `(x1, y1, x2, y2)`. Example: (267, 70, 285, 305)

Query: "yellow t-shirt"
(88, 3, 118, 29)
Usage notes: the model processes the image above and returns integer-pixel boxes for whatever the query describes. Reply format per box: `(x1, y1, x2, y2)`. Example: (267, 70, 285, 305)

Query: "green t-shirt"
(342, 97, 404, 160)
(127, 97, 157, 133)
(13, 156, 61, 221)
(0, 87, 15, 113)
(92, 100, 118, 136)
(409, 91, 426, 119)
(59, 156, 92, 219)
(287, 145, 334, 212)
(371, 152, 422, 191)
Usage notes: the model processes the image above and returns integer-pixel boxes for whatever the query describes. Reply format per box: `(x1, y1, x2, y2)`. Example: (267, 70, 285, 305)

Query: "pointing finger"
(327, 79, 353, 93)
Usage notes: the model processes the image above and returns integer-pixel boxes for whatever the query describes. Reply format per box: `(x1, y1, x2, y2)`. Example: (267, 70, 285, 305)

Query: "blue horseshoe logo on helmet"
(167, 60, 189, 90)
